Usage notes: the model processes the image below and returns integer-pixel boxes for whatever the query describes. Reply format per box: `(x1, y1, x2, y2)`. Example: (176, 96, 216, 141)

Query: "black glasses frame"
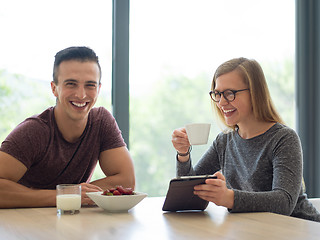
(209, 89, 249, 102)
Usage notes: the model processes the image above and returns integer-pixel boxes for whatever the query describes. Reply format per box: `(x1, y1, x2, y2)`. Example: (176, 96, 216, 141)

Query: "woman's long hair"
(211, 57, 283, 129)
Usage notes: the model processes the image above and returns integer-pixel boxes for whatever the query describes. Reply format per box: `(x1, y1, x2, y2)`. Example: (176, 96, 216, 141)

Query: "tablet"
(162, 175, 217, 212)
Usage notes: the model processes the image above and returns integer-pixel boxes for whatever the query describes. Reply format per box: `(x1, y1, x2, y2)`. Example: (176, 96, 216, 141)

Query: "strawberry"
(102, 185, 134, 196)
(112, 190, 121, 195)
(116, 186, 126, 194)
(102, 189, 110, 195)
(123, 188, 133, 195)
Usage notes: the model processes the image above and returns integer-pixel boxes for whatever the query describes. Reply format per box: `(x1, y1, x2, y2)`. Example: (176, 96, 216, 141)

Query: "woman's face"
(214, 70, 253, 128)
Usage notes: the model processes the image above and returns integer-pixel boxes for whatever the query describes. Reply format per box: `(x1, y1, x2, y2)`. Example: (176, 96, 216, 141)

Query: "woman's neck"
(237, 121, 276, 139)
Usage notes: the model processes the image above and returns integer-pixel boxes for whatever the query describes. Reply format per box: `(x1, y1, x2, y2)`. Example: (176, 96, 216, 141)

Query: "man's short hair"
(53, 46, 102, 84)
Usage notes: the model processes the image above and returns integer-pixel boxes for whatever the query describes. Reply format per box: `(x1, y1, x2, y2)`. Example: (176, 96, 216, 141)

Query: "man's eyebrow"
(86, 80, 98, 85)
(63, 79, 98, 84)
(64, 79, 78, 83)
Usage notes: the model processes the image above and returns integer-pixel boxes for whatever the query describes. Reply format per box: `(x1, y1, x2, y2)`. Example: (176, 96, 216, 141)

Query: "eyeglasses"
(209, 89, 249, 102)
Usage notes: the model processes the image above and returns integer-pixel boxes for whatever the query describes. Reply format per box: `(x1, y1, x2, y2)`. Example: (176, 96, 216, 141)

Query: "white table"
(0, 197, 319, 240)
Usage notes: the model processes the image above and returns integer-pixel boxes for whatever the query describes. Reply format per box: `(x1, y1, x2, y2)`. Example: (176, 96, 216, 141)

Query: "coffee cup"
(185, 123, 211, 145)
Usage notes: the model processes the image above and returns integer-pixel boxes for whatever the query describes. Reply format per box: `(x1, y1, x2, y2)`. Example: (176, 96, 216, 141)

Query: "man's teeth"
(72, 102, 86, 107)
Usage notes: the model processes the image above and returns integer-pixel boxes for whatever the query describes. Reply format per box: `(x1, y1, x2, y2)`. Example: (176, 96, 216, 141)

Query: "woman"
(171, 57, 320, 221)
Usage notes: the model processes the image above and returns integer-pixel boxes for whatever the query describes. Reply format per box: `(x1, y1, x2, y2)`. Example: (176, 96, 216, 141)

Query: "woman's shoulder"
(216, 123, 299, 142)
(269, 123, 299, 138)
(215, 128, 236, 143)
(264, 123, 302, 149)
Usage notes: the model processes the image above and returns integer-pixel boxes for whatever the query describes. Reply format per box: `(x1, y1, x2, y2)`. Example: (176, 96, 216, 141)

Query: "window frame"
(114, 0, 320, 197)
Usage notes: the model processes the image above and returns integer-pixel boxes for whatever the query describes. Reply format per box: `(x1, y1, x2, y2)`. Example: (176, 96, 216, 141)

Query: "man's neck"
(53, 108, 88, 143)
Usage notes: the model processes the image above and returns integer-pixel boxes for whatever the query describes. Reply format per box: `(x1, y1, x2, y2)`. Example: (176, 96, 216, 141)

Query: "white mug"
(185, 123, 211, 145)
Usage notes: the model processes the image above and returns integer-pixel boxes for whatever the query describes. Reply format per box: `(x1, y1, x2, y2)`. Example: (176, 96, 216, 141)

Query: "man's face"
(51, 60, 101, 123)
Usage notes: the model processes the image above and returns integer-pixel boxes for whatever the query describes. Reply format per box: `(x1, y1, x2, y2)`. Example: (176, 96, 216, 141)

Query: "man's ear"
(98, 83, 102, 94)
(51, 81, 58, 97)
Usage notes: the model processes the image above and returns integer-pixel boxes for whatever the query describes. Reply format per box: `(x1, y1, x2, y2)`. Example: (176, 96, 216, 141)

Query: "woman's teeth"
(223, 109, 235, 113)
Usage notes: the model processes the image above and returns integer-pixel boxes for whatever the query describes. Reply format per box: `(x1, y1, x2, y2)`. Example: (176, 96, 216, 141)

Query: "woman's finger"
(213, 171, 226, 181)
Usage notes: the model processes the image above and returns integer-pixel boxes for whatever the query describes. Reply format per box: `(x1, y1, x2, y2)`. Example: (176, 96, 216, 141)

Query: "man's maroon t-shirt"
(0, 107, 126, 189)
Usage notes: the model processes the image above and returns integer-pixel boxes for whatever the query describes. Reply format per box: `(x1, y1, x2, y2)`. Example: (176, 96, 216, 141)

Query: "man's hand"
(80, 183, 102, 205)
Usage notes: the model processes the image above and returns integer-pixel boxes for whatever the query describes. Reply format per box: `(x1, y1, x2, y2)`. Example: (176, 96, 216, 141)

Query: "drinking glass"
(56, 184, 81, 215)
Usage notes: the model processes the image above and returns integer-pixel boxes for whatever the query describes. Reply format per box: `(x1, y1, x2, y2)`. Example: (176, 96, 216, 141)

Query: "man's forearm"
(90, 174, 135, 191)
(0, 179, 56, 208)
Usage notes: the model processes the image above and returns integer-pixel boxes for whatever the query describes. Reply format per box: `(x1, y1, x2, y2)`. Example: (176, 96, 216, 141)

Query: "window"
(0, 0, 296, 197)
(130, 0, 295, 196)
(0, 0, 112, 144)
(0, 1, 112, 180)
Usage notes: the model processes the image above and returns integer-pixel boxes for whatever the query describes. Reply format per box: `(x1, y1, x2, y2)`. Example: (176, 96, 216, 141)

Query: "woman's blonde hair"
(211, 57, 283, 129)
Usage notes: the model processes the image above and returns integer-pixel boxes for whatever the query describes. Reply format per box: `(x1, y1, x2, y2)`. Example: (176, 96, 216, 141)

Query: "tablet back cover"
(162, 178, 209, 211)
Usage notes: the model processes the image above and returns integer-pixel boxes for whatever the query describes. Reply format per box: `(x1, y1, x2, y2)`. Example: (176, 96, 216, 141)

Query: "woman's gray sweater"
(177, 123, 320, 222)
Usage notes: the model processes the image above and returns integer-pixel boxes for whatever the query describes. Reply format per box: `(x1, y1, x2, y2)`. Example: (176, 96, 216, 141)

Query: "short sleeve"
(95, 107, 126, 152)
(0, 118, 50, 169)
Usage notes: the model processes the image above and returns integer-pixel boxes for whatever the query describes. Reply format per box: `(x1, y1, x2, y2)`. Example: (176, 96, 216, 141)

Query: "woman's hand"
(171, 128, 191, 162)
(80, 183, 102, 205)
(193, 172, 234, 209)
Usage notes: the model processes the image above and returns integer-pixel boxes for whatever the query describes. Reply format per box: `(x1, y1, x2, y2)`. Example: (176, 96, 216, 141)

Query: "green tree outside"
(0, 58, 295, 197)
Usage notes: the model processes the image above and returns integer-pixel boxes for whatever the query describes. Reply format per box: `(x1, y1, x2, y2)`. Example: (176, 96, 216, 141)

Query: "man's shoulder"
(90, 106, 111, 115)
(36, 107, 54, 121)
(89, 107, 114, 122)
(22, 107, 54, 129)
(0, 108, 54, 165)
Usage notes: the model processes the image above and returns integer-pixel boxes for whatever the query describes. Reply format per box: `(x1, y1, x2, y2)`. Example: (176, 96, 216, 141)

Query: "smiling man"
(0, 46, 135, 208)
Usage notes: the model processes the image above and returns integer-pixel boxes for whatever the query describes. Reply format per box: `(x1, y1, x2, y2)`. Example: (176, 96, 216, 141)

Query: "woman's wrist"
(177, 146, 192, 156)
(176, 146, 192, 163)
(226, 189, 234, 209)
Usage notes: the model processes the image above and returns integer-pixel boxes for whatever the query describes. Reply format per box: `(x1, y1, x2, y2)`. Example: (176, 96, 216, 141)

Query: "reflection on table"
(0, 197, 319, 240)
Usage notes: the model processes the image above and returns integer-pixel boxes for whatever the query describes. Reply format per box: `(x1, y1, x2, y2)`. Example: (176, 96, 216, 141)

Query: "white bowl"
(86, 191, 147, 212)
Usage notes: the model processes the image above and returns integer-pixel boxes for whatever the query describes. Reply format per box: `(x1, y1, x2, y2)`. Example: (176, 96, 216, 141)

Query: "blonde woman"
(171, 57, 320, 222)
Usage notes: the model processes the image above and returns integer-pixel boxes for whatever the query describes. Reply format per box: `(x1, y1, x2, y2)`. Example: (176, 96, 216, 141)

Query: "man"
(0, 46, 135, 208)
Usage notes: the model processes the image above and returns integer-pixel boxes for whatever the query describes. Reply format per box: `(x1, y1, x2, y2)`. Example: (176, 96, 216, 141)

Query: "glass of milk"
(56, 184, 81, 215)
